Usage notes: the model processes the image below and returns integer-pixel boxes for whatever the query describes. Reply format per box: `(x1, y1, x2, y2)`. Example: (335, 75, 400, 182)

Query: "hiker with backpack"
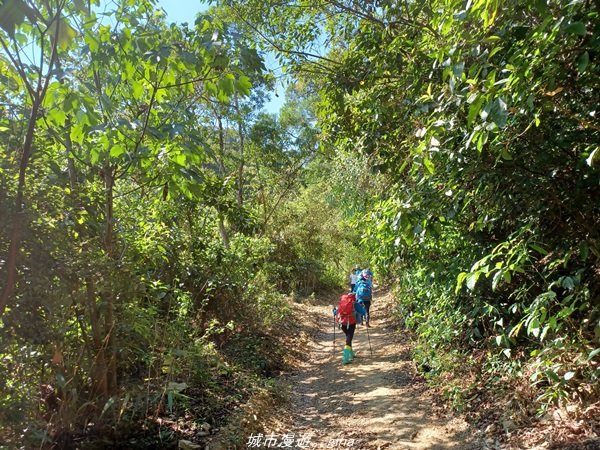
(333, 292, 366, 364)
(349, 266, 360, 291)
(355, 269, 373, 327)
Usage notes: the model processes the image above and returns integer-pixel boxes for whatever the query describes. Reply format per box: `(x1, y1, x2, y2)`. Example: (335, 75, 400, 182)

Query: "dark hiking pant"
(361, 300, 371, 323)
(341, 323, 356, 346)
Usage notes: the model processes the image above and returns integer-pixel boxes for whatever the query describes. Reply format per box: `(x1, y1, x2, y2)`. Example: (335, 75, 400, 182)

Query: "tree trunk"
(0, 1, 61, 318)
(216, 113, 230, 248)
(103, 165, 118, 394)
(218, 213, 230, 249)
(87, 278, 108, 397)
(65, 127, 109, 398)
(0, 96, 41, 317)
(234, 95, 245, 208)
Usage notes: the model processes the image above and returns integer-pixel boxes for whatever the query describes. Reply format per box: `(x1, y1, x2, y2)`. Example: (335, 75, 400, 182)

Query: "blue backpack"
(355, 278, 372, 301)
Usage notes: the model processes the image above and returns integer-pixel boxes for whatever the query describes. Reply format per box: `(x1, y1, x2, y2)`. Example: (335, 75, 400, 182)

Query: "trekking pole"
(365, 322, 373, 357)
(332, 306, 337, 356)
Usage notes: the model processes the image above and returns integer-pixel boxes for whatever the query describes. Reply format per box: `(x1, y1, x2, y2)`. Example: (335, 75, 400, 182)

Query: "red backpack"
(336, 293, 357, 325)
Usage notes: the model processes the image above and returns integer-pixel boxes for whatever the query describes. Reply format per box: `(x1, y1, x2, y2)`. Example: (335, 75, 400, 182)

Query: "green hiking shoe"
(342, 346, 353, 364)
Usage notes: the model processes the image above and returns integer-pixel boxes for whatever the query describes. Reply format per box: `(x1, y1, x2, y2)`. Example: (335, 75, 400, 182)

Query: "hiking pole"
(332, 306, 337, 356)
(365, 322, 373, 357)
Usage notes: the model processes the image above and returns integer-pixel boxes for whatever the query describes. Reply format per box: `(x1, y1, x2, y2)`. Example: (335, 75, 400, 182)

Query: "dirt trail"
(284, 289, 484, 450)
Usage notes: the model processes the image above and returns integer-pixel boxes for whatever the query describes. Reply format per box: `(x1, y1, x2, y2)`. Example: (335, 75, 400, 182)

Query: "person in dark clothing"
(335, 292, 366, 363)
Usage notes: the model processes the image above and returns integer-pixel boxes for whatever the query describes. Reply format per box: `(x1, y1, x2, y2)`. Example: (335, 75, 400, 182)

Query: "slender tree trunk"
(234, 95, 245, 208)
(0, 2, 61, 319)
(218, 214, 230, 248)
(261, 188, 268, 235)
(216, 114, 226, 176)
(216, 113, 230, 248)
(65, 124, 78, 190)
(0, 95, 41, 317)
(86, 277, 109, 397)
(65, 127, 109, 397)
(103, 165, 118, 394)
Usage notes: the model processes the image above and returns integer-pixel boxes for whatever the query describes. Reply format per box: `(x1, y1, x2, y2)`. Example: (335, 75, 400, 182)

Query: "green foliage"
(0, 0, 307, 446)
(241, 0, 600, 419)
(266, 157, 363, 294)
(3, 0, 599, 444)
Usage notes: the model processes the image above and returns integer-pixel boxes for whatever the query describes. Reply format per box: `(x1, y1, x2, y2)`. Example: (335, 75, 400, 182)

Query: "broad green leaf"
(488, 46, 503, 58)
(577, 52, 589, 73)
(48, 18, 78, 50)
(534, 0, 550, 16)
(540, 324, 550, 342)
(500, 147, 513, 160)
(132, 80, 145, 100)
(155, 87, 168, 102)
(110, 144, 125, 158)
(171, 152, 186, 166)
(492, 270, 503, 290)
(466, 271, 481, 290)
(493, 97, 508, 128)
(123, 60, 136, 80)
(562, 276, 575, 290)
(70, 123, 85, 145)
(456, 272, 468, 293)
(84, 32, 99, 52)
(476, 131, 486, 152)
(205, 81, 218, 96)
(218, 75, 235, 96)
(579, 241, 589, 261)
(73, 0, 88, 14)
(0, 0, 36, 36)
(527, 317, 540, 337)
(47, 108, 67, 126)
(89, 147, 100, 165)
(529, 243, 548, 255)
(564, 21, 586, 36)
(483, 35, 502, 43)
(235, 74, 252, 96)
(479, 102, 491, 121)
(545, 370, 560, 383)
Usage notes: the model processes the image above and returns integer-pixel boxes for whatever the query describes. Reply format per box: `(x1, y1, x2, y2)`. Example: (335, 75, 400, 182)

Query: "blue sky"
(155, 0, 285, 114)
(155, 0, 208, 25)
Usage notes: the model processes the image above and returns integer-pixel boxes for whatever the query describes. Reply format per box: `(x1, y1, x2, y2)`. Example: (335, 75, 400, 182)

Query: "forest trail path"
(283, 288, 484, 450)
